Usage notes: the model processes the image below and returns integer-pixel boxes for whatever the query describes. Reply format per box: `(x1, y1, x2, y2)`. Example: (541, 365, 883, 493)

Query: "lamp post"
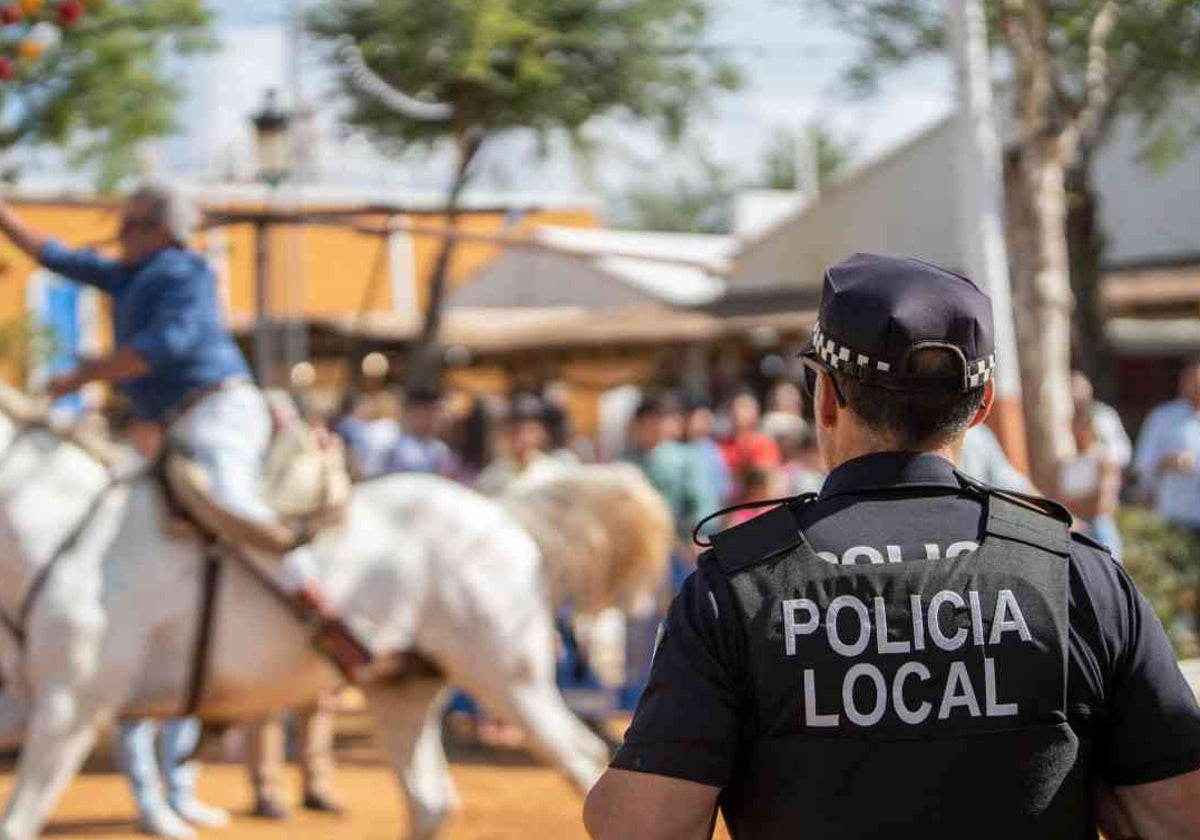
(948, 0, 1029, 473)
(252, 88, 291, 186)
(250, 89, 292, 385)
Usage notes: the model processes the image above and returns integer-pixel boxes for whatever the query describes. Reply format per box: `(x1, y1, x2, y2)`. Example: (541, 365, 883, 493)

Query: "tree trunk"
(404, 131, 483, 393)
(1007, 139, 1077, 494)
(1066, 158, 1114, 400)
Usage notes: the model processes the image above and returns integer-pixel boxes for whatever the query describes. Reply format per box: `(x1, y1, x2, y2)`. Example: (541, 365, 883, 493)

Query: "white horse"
(0, 384, 672, 840)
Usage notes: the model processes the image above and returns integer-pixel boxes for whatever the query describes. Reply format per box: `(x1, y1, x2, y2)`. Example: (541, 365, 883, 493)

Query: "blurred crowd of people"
(319, 380, 827, 550)
(317, 360, 1200, 582)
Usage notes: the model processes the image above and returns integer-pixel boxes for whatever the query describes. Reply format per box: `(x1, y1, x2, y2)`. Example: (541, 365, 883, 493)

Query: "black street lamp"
(249, 88, 292, 384)
(251, 88, 292, 186)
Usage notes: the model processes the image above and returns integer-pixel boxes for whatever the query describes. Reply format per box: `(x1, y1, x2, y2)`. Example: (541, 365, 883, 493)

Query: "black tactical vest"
(704, 480, 1090, 839)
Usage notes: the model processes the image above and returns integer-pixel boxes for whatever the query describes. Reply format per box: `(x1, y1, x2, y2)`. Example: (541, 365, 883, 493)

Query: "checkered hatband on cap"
(810, 324, 996, 389)
(811, 325, 892, 374)
(965, 355, 997, 388)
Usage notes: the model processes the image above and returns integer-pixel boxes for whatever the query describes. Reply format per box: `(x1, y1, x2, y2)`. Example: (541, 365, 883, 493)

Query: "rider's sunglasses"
(799, 353, 847, 408)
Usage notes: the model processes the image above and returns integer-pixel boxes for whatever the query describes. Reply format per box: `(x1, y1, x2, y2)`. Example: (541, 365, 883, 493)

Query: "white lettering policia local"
(782, 589, 1032, 728)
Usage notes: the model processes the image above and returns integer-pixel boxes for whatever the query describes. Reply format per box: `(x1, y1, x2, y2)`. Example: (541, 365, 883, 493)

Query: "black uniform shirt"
(611, 452, 1200, 789)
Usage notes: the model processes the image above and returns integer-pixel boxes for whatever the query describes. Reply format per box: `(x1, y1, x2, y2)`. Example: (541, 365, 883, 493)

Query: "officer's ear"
(967, 380, 995, 429)
(815, 370, 841, 429)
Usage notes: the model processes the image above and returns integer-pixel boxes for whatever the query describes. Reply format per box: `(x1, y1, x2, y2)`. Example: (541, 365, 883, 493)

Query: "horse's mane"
(0, 379, 46, 425)
(500, 463, 673, 612)
(0, 380, 118, 467)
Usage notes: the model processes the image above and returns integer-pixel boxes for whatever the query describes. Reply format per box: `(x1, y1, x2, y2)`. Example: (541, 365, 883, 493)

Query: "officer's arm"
(584, 768, 719, 840)
(1111, 769, 1200, 839)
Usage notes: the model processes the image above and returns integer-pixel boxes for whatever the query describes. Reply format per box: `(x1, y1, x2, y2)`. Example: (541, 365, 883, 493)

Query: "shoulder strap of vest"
(707, 494, 816, 575)
(955, 470, 1073, 556)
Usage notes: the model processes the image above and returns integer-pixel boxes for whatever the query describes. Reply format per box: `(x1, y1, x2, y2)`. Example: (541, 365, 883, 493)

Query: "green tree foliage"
(817, 0, 1200, 142)
(0, 315, 58, 388)
(1118, 507, 1200, 656)
(616, 124, 856, 235)
(307, 0, 740, 387)
(308, 0, 739, 151)
(0, 0, 215, 190)
(758, 123, 855, 193)
(618, 156, 736, 234)
(804, 0, 1200, 489)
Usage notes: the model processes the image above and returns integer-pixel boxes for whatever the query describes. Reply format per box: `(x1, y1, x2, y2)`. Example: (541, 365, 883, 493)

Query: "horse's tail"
(500, 462, 674, 612)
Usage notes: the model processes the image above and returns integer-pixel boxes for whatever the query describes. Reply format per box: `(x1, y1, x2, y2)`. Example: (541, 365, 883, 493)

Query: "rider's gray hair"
(127, 180, 199, 246)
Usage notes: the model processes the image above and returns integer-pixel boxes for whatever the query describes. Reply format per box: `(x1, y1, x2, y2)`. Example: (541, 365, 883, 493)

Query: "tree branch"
(1061, 0, 1121, 161)
(335, 37, 455, 123)
(1003, 0, 1054, 148)
(1001, 0, 1035, 70)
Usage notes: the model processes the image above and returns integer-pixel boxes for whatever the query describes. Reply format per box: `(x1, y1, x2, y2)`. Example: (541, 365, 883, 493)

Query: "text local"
(782, 589, 1033, 727)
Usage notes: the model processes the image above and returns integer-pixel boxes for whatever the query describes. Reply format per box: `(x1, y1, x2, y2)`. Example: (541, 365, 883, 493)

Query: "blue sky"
(159, 0, 955, 202)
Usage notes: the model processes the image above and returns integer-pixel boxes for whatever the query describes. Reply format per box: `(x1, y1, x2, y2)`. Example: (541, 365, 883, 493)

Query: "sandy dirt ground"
(0, 740, 732, 839)
(0, 762, 583, 840)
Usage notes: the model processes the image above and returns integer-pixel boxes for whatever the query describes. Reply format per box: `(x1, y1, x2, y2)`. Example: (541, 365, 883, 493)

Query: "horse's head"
(0, 380, 40, 459)
(0, 381, 111, 580)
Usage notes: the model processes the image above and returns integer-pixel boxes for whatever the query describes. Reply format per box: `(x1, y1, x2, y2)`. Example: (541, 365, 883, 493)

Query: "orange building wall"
(0, 199, 600, 328)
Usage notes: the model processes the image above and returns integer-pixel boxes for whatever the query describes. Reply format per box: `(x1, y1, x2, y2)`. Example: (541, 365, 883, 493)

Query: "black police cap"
(800, 253, 996, 393)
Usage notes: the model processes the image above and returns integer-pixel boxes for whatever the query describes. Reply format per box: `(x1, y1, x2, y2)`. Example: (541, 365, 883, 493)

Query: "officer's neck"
(821, 419, 960, 473)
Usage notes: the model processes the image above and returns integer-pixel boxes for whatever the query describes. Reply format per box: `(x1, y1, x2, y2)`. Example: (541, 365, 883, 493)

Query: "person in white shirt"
(960, 424, 1034, 494)
(1072, 371, 1132, 469)
(1133, 359, 1200, 530)
(1061, 406, 1123, 559)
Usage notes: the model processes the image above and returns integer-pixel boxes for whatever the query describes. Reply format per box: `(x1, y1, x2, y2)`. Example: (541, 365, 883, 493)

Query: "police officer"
(584, 253, 1200, 839)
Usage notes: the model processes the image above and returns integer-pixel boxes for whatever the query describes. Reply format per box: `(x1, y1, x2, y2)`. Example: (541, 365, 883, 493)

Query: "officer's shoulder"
(953, 472, 1086, 558)
(705, 496, 815, 575)
(954, 470, 1072, 523)
(1069, 531, 1113, 557)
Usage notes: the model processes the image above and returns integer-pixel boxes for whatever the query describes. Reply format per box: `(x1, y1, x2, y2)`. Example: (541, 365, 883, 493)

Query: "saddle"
(162, 418, 351, 554)
(161, 417, 379, 687)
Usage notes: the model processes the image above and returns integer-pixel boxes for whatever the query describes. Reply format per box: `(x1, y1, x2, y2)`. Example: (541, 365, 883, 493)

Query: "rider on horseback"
(0, 182, 368, 675)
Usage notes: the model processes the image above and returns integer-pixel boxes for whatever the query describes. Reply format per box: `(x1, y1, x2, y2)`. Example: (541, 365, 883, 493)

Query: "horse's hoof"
(170, 797, 230, 829)
(137, 807, 197, 840)
(250, 795, 290, 821)
(303, 790, 346, 815)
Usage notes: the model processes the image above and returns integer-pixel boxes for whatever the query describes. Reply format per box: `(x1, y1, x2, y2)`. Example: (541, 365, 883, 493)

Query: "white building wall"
(734, 118, 967, 290)
(1092, 100, 1200, 265)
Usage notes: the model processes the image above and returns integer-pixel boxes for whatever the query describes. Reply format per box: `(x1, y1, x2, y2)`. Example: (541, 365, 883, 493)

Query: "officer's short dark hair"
(833, 348, 987, 448)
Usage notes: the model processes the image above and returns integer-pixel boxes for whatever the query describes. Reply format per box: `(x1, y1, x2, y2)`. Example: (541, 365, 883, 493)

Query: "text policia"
(782, 589, 1033, 728)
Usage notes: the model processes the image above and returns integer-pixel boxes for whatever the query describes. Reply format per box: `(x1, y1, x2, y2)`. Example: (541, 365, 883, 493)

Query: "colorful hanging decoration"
(56, 0, 81, 26)
(0, 0, 92, 81)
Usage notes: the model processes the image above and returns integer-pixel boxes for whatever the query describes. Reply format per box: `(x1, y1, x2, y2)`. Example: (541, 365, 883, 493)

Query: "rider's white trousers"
(166, 383, 315, 588)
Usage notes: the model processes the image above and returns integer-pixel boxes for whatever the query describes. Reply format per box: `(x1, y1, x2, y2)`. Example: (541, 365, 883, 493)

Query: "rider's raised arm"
(0, 197, 122, 292)
(0, 197, 46, 259)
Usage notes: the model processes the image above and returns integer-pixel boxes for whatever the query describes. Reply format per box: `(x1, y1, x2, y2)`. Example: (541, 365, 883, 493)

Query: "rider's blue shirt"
(40, 240, 250, 421)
